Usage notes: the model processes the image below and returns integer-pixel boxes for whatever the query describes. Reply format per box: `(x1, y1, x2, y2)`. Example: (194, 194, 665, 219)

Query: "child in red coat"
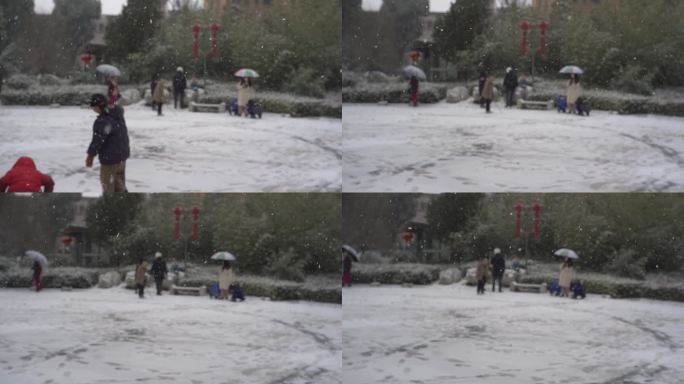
(0, 157, 55, 192)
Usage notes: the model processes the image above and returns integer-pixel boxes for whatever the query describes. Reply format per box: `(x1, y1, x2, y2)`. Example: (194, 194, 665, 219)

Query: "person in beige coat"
(134, 258, 148, 299)
(558, 258, 574, 297)
(218, 261, 234, 300)
(237, 77, 252, 117)
(153, 79, 166, 116)
(475, 255, 490, 295)
(482, 76, 495, 114)
(566, 74, 581, 114)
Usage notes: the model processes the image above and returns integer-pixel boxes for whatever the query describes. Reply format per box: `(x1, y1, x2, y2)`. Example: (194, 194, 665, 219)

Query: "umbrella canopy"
(25, 250, 48, 267)
(554, 248, 579, 259)
(559, 65, 584, 75)
(96, 64, 122, 77)
(211, 251, 236, 261)
(403, 65, 427, 81)
(234, 68, 260, 78)
(342, 245, 361, 262)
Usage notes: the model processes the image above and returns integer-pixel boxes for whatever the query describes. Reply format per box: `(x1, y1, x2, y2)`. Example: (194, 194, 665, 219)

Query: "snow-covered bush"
(284, 68, 326, 98)
(342, 71, 365, 87)
(0, 267, 99, 288)
(352, 263, 441, 285)
(610, 66, 654, 96)
(366, 71, 392, 83)
(606, 249, 647, 280)
(342, 82, 447, 104)
(6, 74, 35, 90)
(264, 249, 306, 283)
(37, 74, 65, 86)
(446, 86, 469, 103)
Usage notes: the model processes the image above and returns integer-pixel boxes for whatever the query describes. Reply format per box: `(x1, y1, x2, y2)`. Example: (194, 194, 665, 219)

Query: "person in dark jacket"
(150, 73, 160, 111)
(491, 247, 505, 292)
(86, 94, 130, 193)
(503, 67, 518, 108)
(173, 67, 187, 109)
(478, 70, 487, 108)
(0, 157, 55, 192)
(409, 75, 419, 107)
(32, 260, 43, 292)
(342, 252, 352, 287)
(150, 252, 168, 295)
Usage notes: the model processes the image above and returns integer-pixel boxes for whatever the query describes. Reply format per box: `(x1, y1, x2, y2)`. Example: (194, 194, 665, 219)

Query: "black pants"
(505, 89, 515, 107)
(155, 277, 163, 295)
(136, 283, 145, 298)
(492, 273, 503, 292)
(477, 279, 486, 294)
(157, 102, 163, 116)
(484, 99, 492, 113)
(174, 91, 184, 109)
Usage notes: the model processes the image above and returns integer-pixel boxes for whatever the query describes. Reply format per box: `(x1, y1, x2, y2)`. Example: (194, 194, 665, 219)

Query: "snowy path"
(0, 288, 341, 384)
(343, 102, 684, 192)
(0, 105, 341, 193)
(343, 284, 684, 384)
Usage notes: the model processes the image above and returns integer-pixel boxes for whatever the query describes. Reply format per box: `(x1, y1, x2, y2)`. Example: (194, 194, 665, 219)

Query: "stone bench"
(511, 281, 547, 293)
(517, 99, 553, 110)
(170, 284, 207, 296)
(190, 101, 226, 113)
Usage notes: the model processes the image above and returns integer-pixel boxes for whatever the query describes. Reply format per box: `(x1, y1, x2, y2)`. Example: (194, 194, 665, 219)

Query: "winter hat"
(505, 67, 512, 73)
(89, 93, 108, 109)
(177, 67, 183, 72)
(494, 248, 501, 255)
(155, 252, 162, 258)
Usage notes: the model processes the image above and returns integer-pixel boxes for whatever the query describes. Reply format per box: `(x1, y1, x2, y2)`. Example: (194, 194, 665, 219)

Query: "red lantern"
(192, 23, 201, 59)
(62, 236, 73, 248)
(191, 206, 201, 241)
(532, 202, 543, 240)
(408, 51, 421, 65)
(173, 206, 183, 240)
(520, 21, 530, 56)
(402, 231, 414, 246)
(514, 202, 523, 237)
(210, 23, 221, 59)
(538, 21, 549, 57)
(80, 53, 93, 66)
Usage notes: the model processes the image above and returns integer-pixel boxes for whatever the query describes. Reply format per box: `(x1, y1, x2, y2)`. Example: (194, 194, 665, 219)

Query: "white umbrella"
(25, 250, 48, 267)
(554, 248, 579, 259)
(342, 245, 361, 262)
(234, 68, 260, 78)
(559, 65, 584, 75)
(403, 65, 427, 81)
(96, 64, 122, 77)
(211, 251, 236, 261)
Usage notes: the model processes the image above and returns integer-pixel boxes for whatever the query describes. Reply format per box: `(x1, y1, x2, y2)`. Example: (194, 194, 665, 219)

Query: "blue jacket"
(87, 106, 130, 165)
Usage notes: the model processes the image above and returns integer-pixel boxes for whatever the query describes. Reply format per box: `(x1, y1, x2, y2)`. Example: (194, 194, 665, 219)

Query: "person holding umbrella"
(555, 248, 578, 297)
(237, 77, 252, 117)
(26, 250, 48, 292)
(567, 74, 581, 114)
(409, 75, 419, 107)
(150, 252, 168, 296)
(219, 261, 234, 300)
(342, 245, 360, 287)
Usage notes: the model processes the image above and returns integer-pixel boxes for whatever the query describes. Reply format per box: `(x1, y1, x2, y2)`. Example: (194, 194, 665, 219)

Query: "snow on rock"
(342, 102, 684, 192)
(438, 268, 462, 285)
(0, 104, 341, 193)
(343, 284, 684, 384)
(0, 287, 341, 384)
(119, 89, 141, 106)
(446, 86, 469, 103)
(98, 271, 122, 288)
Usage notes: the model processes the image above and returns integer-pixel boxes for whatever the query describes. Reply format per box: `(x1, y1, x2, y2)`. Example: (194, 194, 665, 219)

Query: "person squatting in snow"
(0, 156, 55, 192)
(86, 94, 130, 193)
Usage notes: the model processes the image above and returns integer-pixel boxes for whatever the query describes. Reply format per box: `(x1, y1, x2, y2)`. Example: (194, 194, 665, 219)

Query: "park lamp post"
(192, 22, 221, 88)
(173, 206, 201, 261)
(520, 20, 549, 82)
(514, 201, 543, 259)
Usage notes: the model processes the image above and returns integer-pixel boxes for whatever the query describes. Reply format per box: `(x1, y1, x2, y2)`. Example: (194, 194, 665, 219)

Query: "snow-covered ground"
(0, 104, 341, 194)
(343, 284, 684, 384)
(0, 287, 341, 384)
(343, 102, 684, 192)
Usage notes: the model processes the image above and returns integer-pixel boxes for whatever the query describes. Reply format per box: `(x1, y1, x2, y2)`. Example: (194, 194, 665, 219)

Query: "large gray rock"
(98, 271, 122, 288)
(120, 89, 141, 106)
(439, 268, 462, 285)
(466, 267, 477, 285)
(446, 86, 469, 103)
